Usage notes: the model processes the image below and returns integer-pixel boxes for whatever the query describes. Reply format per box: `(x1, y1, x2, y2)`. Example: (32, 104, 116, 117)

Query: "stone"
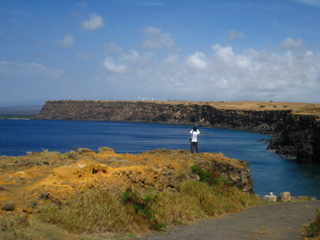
(61, 180, 70, 185)
(1, 202, 15, 211)
(39, 192, 50, 200)
(23, 206, 33, 214)
(263, 192, 277, 202)
(0, 186, 9, 191)
(280, 192, 291, 202)
(31, 201, 37, 208)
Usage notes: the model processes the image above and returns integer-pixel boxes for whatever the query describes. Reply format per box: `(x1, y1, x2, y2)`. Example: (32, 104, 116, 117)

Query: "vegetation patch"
(303, 208, 320, 238)
(37, 180, 261, 238)
(191, 165, 230, 186)
(121, 190, 166, 231)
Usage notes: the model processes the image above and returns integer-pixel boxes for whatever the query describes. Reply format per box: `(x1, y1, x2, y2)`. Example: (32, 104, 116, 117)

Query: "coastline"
(35, 100, 320, 163)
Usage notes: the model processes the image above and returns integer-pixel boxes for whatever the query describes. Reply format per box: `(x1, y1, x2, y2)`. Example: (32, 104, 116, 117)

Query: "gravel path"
(137, 200, 320, 240)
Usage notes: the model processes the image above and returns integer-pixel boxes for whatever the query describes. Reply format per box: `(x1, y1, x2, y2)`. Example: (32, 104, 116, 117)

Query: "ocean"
(1, 119, 319, 198)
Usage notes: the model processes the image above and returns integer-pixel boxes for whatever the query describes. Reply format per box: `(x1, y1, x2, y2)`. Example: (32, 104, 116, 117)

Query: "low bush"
(303, 208, 320, 238)
(191, 165, 230, 186)
(121, 190, 166, 231)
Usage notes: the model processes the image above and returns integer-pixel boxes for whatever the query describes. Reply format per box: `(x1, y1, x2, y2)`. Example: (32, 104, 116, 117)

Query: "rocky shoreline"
(35, 100, 320, 163)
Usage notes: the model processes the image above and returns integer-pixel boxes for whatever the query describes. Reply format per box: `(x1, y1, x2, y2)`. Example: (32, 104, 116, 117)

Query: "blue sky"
(0, 0, 320, 106)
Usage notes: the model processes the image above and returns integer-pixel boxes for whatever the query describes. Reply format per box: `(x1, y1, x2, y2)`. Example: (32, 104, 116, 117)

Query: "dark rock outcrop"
(35, 100, 320, 163)
(1, 202, 15, 211)
(268, 114, 320, 162)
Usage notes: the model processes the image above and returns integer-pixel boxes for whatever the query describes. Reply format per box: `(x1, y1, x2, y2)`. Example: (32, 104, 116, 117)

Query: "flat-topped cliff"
(35, 100, 320, 163)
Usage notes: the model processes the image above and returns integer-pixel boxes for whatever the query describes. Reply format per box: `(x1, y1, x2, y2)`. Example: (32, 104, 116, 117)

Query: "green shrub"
(191, 165, 230, 186)
(304, 208, 320, 238)
(64, 150, 78, 159)
(121, 191, 165, 231)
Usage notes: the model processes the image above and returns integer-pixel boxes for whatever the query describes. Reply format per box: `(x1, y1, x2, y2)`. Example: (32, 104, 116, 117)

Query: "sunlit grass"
(38, 180, 262, 237)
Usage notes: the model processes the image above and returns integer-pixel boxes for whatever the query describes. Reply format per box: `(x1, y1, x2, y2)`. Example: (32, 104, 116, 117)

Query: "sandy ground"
(137, 200, 320, 240)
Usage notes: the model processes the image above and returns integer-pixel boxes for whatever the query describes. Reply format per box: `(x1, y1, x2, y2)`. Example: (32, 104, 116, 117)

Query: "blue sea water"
(1, 119, 320, 198)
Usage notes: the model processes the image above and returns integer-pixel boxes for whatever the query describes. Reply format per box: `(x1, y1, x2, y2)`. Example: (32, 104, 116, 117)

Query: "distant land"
(0, 105, 42, 118)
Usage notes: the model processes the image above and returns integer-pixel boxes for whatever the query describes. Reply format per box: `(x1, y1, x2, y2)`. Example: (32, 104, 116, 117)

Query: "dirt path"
(137, 200, 320, 240)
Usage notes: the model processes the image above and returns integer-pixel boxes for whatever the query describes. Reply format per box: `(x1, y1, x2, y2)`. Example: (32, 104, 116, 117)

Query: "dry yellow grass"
(0, 148, 262, 239)
(156, 100, 320, 116)
(0, 148, 248, 216)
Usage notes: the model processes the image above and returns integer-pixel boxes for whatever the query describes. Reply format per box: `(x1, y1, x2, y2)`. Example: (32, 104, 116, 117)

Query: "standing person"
(190, 127, 200, 153)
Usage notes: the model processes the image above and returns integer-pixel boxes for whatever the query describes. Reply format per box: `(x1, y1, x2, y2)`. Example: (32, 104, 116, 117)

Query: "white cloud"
(281, 37, 304, 49)
(120, 49, 139, 61)
(101, 38, 320, 102)
(292, 0, 320, 7)
(142, 26, 174, 49)
(213, 44, 235, 64)
(56, 35, 74, 48)
(103, 57, 127, 74)
(0, 61, 64, 80)
(166, 54, 180, 63)
(226, 30, 244, 41)
(187, 52, 207, 71)
(81, 14, 104, 31)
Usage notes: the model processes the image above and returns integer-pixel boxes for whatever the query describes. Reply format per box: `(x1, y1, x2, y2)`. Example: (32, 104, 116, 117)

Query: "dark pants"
(191, 142, 199, 153)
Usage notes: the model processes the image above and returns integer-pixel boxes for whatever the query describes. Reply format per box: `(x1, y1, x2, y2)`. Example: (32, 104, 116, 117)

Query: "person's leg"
(195, 142, 199, 153)
(191, 142, 194, 153)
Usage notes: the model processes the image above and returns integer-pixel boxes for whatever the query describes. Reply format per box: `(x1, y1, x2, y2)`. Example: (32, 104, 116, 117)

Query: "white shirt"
(190, 129, 200, 142)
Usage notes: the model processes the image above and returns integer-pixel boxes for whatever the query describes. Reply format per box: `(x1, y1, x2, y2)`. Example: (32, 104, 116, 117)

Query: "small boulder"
(280, 192, 291, 202)
(23, 206, 33, 214)
(39, 192, 50, 200)
(61, 180, 70, 185)
(263, 192, 277, 202)
(1, 202, 15, 211)
(0, 186, 9, 191)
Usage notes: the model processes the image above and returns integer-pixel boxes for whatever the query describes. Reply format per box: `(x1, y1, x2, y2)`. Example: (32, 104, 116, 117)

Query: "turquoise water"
(1, 119, 319, 198)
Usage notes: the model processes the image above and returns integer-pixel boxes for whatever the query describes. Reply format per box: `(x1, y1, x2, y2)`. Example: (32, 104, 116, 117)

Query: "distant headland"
(34, 100, 320, 163)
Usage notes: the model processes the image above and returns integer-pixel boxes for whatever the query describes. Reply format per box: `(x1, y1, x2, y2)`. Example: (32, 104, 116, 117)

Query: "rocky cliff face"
(36, 100, 320, 163)
(268, 114, 320, 162)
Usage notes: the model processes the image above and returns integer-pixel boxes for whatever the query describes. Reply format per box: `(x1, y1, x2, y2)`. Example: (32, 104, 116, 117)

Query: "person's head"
(193, 127, 197, 131)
